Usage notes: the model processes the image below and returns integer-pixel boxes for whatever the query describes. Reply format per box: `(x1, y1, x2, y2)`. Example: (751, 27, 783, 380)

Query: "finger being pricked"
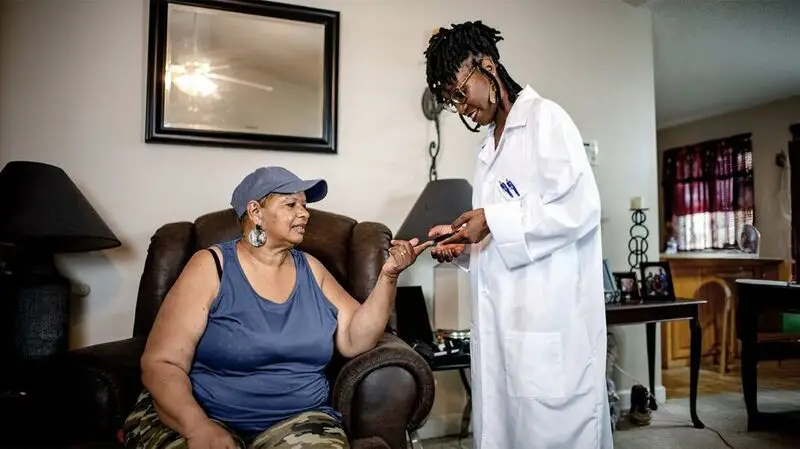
(414, 240, 435, 254)
(391, 238, 434, 255)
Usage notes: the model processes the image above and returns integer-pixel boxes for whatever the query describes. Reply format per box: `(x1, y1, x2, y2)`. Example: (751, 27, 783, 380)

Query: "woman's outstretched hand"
(381, 238, 433, 278)
(428, 225, 467, 263)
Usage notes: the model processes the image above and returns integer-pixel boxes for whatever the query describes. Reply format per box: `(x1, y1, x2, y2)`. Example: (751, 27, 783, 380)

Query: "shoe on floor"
(628, 384, 652, 426)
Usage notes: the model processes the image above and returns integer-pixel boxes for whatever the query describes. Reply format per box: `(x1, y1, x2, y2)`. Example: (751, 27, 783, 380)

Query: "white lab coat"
(464, 85, 612, 449)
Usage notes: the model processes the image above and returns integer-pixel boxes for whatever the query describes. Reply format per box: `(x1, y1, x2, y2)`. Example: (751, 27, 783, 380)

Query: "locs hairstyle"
(424, 21, 523, 132)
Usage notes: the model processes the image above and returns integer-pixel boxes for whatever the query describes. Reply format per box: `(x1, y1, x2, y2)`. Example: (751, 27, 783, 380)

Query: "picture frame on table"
(613, 271, 641, 303)
(639, 261, 676, 301)
(602, 259, 621, 305)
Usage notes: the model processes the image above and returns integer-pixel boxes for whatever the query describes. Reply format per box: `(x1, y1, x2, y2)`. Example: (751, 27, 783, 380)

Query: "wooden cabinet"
(661, 256, 791, 369)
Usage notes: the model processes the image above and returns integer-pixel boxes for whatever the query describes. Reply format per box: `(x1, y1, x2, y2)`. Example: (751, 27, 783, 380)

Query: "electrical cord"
(614, 363, 735, 449)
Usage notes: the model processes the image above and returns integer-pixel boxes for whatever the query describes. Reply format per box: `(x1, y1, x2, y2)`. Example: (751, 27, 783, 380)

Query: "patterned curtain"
(662, 133, 754, 252)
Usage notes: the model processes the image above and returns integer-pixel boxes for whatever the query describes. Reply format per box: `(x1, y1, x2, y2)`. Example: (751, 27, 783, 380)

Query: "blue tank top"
(189, 239, 340, 436)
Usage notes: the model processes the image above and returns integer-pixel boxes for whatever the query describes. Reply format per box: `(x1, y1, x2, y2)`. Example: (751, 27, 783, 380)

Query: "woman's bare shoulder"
(167, 248, 223, 303)
(184, 246, 223, 273)
(206, 245, 224, 268)
(301, 251, 328, 285)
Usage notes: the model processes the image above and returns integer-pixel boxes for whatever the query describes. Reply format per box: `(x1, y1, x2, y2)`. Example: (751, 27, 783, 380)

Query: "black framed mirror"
(145, 0, 339, 154)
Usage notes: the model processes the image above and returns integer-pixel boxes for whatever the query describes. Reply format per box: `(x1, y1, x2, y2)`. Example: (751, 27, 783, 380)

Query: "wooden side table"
(606, 298, 707, 429)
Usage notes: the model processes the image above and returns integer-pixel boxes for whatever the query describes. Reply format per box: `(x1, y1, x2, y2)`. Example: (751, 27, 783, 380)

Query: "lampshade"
(394, 178, 473, 243)
(0, 161, 121, 253)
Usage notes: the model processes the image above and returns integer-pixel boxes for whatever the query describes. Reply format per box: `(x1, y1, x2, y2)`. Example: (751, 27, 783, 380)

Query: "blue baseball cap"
(230, 166, 328, 217)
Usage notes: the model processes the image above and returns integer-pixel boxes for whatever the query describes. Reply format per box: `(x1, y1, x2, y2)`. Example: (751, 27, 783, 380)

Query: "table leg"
(646, 322, 658, 411)
(740, 318, 759, 431)
(690, 310, 705, 429)
(458, 368, 472, 438)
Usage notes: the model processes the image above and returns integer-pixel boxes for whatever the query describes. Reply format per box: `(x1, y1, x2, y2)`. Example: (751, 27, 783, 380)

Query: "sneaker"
(628, 384, 652, 426)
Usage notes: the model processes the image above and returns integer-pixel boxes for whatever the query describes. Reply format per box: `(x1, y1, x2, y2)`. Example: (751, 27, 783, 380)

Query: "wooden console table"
(661, 255, 790, 371)
(606, 299, 707, 429)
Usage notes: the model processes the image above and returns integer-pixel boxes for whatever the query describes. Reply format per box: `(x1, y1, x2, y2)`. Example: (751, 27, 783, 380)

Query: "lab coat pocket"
(494, 178, 526, 203)
(503, 330, 565, 399)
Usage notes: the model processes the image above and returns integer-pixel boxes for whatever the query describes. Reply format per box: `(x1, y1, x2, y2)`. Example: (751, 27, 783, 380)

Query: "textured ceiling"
(626, 0, 800, 129)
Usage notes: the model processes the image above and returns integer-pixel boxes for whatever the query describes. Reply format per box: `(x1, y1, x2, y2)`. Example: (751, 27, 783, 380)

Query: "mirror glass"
(163, 4, 325, 138)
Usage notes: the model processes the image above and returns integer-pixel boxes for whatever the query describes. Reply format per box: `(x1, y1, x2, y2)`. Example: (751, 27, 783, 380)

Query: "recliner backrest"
(132, 207, 391, 338)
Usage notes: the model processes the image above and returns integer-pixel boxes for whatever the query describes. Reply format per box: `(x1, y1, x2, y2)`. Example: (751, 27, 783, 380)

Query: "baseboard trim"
(615, 385, 667, 411)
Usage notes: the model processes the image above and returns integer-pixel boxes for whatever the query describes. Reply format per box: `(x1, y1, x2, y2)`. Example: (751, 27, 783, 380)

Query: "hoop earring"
(489, 85, 497, 104)
(248, 223, 266, 247)
(459, 113, 480, 132)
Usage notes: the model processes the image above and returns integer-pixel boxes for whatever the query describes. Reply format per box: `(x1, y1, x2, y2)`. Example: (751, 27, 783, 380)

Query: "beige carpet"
(424, 389, 800, 448)
(614, 389, 800, 449)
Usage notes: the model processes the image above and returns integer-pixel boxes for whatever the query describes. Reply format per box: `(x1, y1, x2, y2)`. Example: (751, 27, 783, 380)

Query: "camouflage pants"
(124, 390, 349, 449)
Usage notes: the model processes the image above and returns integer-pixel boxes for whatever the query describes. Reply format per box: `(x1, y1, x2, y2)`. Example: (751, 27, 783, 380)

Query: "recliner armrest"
(65, 337, 146, 443)
(332, 333, 434, 448)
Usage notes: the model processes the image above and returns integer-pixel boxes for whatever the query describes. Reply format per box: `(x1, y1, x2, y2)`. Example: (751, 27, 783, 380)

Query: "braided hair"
(424, 21, 523, 131)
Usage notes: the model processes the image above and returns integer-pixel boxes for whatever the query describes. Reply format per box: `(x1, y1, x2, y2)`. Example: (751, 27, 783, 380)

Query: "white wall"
(0, 0, 658, 439)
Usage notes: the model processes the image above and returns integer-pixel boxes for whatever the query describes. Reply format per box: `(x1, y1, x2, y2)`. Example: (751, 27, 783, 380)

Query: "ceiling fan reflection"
(167, 62, 274, 98)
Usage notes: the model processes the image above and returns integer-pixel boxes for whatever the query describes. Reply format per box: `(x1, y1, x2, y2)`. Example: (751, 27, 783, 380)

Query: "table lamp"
(0, 161, 121, 367)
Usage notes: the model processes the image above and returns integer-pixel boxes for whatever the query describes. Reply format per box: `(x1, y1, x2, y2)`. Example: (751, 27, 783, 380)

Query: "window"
(661, 133, 754, 252)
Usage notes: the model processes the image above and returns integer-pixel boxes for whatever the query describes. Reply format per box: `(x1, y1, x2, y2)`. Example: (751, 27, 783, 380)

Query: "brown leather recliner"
(65, 208, 435, 449)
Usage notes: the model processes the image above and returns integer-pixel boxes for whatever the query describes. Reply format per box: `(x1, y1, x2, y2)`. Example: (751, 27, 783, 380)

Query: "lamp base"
(0, 249, 73, 447)
(0, 248, 71, 377)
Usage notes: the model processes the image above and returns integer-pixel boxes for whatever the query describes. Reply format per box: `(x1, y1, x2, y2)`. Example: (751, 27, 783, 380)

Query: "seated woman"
(123, 166, 431, 449)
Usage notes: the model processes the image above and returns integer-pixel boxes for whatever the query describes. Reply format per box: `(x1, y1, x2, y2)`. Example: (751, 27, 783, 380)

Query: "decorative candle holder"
(628, 208, 649, 271)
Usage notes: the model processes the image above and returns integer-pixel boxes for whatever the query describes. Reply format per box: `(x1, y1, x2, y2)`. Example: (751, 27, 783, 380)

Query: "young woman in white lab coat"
(424, 21, 613, 449)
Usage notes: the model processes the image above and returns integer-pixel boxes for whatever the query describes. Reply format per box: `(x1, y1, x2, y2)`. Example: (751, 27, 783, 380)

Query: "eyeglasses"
(442, 66, 477, 112)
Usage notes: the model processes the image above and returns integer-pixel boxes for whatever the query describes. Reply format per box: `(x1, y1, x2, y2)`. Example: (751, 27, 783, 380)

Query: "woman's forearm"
(142, 361, 209, 436)
(346, 272, 398, 354)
